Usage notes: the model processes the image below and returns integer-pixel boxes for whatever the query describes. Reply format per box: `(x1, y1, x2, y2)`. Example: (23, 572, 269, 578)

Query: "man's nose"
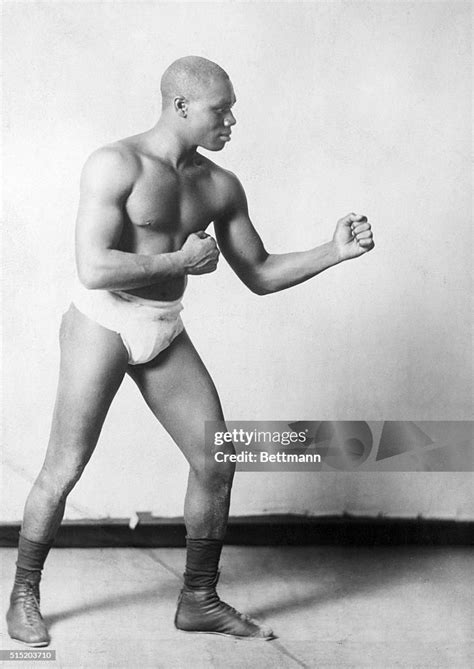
(224, 111, 236, 127)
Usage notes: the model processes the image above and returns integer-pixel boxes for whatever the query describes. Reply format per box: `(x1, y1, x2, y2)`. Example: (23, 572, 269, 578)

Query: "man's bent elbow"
(244, 256, 278, 295)
(249, 282, 273, 296)
(77, 263, 102, 290)
(246, 273, 275, 296)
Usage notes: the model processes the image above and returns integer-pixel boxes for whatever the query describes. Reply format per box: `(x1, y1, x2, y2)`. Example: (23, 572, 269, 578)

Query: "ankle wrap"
(183, 537, 223, 589)
(16, 533, 53, 573)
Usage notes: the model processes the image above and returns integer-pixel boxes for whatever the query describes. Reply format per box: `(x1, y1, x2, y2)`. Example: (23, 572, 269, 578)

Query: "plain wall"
(2, 1, 472, 522)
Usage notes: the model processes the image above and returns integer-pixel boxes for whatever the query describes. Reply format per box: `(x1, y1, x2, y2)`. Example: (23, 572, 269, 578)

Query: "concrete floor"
(0, 546, 472, 668)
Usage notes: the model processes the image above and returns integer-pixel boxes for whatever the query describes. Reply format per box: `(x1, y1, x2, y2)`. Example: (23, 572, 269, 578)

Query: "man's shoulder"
(200, 155, 244, 198)
(81, 141, 141, 190)
(85, 140, 141, 172)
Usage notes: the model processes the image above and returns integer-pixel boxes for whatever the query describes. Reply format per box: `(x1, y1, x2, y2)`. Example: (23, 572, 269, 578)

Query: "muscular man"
(7, 56, 374, 646)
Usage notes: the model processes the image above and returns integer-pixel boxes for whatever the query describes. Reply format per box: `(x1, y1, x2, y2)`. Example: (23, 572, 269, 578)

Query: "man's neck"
(143, 118, 198, 170)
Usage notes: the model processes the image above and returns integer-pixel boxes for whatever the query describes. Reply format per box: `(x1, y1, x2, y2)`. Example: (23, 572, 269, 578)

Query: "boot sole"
(8, 635, 50, 648)
(175, 626, 276, 641)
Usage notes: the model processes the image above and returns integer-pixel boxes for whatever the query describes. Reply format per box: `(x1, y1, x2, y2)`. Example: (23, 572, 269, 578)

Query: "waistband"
(74, 276, 187, 310)
(114, 290, 184, 309)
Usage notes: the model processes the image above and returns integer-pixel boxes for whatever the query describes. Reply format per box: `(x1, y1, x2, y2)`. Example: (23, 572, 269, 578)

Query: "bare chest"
(124, 163, 222, 239)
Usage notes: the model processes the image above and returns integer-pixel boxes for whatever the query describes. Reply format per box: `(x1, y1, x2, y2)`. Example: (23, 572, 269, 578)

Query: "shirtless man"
(7, 56, 374, 646)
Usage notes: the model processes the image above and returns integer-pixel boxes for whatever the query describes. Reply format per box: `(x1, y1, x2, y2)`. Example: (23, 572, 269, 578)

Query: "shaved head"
(160, 56, 230, 109)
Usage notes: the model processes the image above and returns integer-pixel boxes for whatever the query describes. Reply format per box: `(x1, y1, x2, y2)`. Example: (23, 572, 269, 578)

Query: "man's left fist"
(333, 213, 374, 262)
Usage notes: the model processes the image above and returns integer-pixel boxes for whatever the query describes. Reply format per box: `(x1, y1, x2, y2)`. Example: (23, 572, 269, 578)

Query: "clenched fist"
(333, 213, 374, 262)
(179, 231, 220, 275)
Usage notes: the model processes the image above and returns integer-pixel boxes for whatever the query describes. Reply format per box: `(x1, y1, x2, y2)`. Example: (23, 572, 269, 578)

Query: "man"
(7, 56, 374, 646)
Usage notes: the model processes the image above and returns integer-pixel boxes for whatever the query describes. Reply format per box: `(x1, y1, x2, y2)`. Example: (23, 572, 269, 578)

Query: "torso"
(114, 135, 231, 300)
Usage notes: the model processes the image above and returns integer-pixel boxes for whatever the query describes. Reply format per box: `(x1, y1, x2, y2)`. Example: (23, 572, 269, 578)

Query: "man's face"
(186, 77, 237, 151)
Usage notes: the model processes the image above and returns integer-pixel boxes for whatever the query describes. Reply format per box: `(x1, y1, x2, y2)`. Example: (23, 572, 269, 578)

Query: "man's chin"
(200, 139, 228, 152)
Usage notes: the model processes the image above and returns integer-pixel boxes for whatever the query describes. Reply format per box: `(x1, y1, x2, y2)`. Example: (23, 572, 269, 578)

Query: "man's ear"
(174, 96, 188, 118)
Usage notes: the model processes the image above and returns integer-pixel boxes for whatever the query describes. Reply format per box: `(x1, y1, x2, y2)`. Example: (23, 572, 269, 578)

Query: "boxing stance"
(7, 56, 374, 646)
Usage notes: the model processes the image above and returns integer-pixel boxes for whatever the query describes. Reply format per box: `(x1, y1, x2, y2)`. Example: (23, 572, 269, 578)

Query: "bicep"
(75, 149, 133, 266)
(214, 180, 268, 281)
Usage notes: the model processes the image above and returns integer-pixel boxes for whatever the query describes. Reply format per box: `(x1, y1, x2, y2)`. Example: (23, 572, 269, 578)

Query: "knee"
(191, 446, 236, 488)
(36, 459, 86, 500)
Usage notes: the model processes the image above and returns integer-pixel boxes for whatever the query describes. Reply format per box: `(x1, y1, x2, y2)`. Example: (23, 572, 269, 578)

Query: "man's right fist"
(179, 231, 220, 275)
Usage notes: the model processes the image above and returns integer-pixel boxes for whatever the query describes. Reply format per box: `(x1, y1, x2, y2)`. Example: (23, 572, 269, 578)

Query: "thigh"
(43, 304, 129, 468)
(127, 329, 225, 464)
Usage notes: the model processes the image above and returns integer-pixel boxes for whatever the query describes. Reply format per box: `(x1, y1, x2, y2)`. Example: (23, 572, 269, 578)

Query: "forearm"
(77, 248, 186, 290)
(251, 241, 342, 295)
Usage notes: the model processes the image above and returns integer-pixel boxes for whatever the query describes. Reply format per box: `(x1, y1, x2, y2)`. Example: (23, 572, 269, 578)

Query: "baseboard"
(0, 515, 472, 547)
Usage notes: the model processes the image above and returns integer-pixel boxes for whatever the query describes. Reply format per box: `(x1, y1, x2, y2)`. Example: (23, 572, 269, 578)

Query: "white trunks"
(72, 282, 185, 365)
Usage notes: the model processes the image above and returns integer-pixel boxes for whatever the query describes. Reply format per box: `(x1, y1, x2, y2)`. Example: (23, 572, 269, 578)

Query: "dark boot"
(6, 571, 50, 647)
(175, 573, 274, 640)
